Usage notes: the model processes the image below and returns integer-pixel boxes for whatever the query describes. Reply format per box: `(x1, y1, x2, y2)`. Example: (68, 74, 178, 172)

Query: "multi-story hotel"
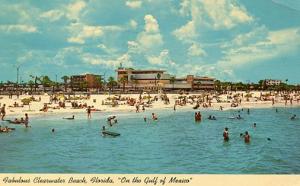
(116, 68, 171, 90)
(116, 67, 215, 91)
(70, 74, 102, 90)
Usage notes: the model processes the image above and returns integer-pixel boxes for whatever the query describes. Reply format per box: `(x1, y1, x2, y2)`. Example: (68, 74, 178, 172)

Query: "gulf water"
(0, 107, 299, 173)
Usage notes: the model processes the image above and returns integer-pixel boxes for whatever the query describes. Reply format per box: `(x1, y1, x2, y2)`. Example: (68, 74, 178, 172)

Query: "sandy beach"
(1, 91, 299, 119)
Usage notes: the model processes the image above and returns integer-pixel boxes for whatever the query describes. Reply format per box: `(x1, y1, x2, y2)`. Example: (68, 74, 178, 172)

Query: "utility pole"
(15, 64, 21, 97)
(16, 65, 20, 84)
(55, 74, 58, 92)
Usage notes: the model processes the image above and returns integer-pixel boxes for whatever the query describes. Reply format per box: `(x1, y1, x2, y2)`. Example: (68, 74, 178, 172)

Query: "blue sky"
(0, 0, 299, 84)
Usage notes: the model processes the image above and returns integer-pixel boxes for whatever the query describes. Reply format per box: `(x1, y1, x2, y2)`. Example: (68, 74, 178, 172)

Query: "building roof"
(116, 68, 165, 73)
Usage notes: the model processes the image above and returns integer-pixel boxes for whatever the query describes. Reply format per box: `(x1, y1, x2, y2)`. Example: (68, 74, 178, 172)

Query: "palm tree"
(30, 75, 41, 93)
(133, 79, 138, 90)
(61, 76, 69, 92)
(170, 76, 176, 89)
(28, 80, 34, 94)
(119, 77, 127, 93)
(155, 73, 161, 90)
(95, 76, 103, 93)
(107, 76, 117, 92)
(40, 76, 53, 92)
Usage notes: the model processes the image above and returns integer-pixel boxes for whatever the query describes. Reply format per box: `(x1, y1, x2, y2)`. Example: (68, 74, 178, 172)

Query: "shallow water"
(0, 107, 299, 173)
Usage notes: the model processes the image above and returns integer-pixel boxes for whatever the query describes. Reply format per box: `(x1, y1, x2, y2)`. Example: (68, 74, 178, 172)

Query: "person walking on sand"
(87, 106, 92, 119)
(1, 104, 6, 121)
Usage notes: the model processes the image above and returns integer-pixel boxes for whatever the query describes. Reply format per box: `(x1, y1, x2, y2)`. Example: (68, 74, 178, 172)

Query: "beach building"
(264, 79, 282, 86)
(165, 75, 215, 90)
(116, 68, 171, 90)
(70, 74, 102, 91)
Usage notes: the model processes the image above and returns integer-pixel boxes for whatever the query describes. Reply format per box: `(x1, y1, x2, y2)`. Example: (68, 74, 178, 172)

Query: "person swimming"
(144, 117, 147, 122)
(107, 116, 117, 126)
(253, 123, 256, 128)
(244, 131, 250, 143)
(290, 115, 296, 120)
(267, 138, 271, 141)
(63, 115, 75, 120)
(152, 113, 158, 120)
(240, 133, 244, 138)
(236, 115, 243, 119)
(208, 115, 216, 120)
(51, 128, 55, 132)
(223, 127, 229, 141)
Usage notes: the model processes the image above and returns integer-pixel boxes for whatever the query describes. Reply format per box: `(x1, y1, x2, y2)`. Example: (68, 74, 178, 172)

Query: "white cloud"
(137, 32, 163, 50)
(135, 15, 163, 51)
(17, 51, 33, 64)
(81, 53, 133, 68)
(179, 0, 191, 16)
(40, 1, 86, 22)
(97, 44, 117, 54)
(144, 14, 159, 33)
(129, 19, 138, 29)
(173, 20, 197, 42)
(66, 1, 86, 21)
(0, 24, 37, 33)
(126, 0, 142, 9)
(146, 49, 176, 67)
(67, 24, 104, 44)
(40, 10, 64, 22)
(175, 0, 253, 36)
(188, 43, 207, 57)
(200, 0, 253, 29)
(127, 41, 140, 54)
(218, 27, 300, 68)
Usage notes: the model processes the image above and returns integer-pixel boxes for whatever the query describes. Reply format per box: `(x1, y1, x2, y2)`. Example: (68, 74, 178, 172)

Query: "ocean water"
(0, 107, 299, 173)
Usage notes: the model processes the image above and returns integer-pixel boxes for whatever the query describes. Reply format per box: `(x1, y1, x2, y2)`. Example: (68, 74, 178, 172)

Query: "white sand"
(0, 91, 299, 118)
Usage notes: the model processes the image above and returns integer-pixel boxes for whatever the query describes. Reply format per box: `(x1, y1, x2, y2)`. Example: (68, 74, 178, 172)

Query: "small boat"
(102, 131, 120, 137)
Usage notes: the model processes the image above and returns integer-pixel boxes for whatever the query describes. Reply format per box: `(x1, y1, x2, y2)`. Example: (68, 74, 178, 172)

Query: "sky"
(0, 0, 300, 84)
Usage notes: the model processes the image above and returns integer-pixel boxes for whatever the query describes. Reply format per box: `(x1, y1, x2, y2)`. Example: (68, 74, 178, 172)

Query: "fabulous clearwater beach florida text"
(2, 176, 192, 185)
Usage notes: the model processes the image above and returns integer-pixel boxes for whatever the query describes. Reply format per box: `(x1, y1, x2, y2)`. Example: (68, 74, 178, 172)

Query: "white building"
(265, 79, 282, 86)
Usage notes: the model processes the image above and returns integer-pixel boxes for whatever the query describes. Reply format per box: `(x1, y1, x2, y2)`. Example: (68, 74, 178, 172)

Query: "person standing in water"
(244, 131, 250, 143)
(1, 104, 6, 121)
(223, 127, 229, 141)
(24, 113, 30, 128)
(87, 106, 91, 119)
